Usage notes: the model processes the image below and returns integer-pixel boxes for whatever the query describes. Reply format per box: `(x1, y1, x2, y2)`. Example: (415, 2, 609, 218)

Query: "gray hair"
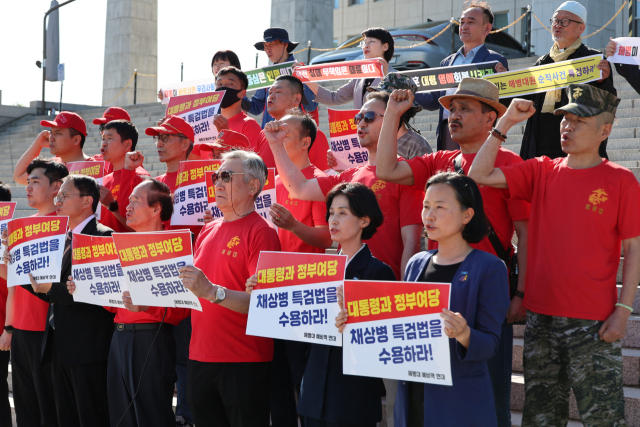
(221, 150, 268, 199)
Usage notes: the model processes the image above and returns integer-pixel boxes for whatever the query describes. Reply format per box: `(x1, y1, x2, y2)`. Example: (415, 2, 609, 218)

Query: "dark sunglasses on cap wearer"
(354, 112, 384, 124)
(210, 170, 246, 185)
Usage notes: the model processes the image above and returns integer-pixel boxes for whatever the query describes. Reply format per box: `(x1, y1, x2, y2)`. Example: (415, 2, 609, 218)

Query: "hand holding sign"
(245, 274, 258, 295)
(441, 308, 470, 348)
(269, 203, 296, 230)
(212, 114, 229, 132)
(178, 265, 215, 301)
(495, 62, 507, 73)
(122, 291, 149, 313)
(28, 273, 52, 294)
(606, 38, 617, 58)
(66, 276, 75, 294)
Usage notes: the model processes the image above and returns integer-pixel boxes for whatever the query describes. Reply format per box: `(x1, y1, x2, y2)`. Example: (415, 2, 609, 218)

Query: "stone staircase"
(1, 55, 640, 426)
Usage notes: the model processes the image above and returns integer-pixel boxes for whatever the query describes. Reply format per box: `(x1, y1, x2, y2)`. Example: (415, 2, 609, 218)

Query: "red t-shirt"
(226, 111, 273, 165)
(309, 131, 330, 172)
(13, 211, 57, 331)
(276, 165, 328, 254)
(500, 157, 640, 321)
(100, 167, 150, 233)
(190, 212, 280, 363)
(317, 165, 423, 279)
(156, 171, 203, 238)
(407, 148, 530, 257)
(105, 305, 189, 325)
(91, 153, 114, 175)
(0, 278, 7, 329)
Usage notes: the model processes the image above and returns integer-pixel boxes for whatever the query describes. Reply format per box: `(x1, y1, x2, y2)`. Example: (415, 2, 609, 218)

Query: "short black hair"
(104, 120, 139, 152)
(65, 175, 101, 213)
(216, 66, 249, 90)
(425, 172, 489, 244)
(144, 179, 173, 222)
(284, 108, 317, 151)
(366, 91, 419, 130)
(26, 158, 69, 185)
(0, 182, 11, 202)
(463, 0, 494, 25)
(325, 182, 384, 241)
(361, 27, 395, 62)
(68, 127, 86, 149)
(212, 50, 242, 69)
(275, 75, 304, 96)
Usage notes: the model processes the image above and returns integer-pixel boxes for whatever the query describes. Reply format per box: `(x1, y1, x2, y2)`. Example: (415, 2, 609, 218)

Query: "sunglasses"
(354, 112, 384, 124)
(211, 170, 246, 185)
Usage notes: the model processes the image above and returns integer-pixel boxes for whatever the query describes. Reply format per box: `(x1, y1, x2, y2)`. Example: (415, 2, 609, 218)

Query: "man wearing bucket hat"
(519, 1, 615, 161)
(377, 77, 530, 427)
(243, 28, 319, 128)
(92, 107, 132, 175)
(13, 111, 95, 185)
(469, 84, 640, 426)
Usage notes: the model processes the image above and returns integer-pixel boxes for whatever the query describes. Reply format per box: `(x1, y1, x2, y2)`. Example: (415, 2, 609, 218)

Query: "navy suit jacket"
(297, 244, 395, 424)
(414, 45, 508, 151)
(395, 249, 510, 427)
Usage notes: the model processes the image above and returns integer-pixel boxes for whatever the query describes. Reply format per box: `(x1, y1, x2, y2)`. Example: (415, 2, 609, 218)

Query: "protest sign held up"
(327, 109, 368, 170)
(67, 161, 107, 219)
(71, 233, 127, 308)
(165, 91, 225, 146)
(401, 61, 498, 93)
(0, 202, 17, 236)
(607, 37, 640, 66)
(246, 251, 347, 347)
(6, 216, 69, 286)
(171, 160, 222, 226)
(112, 230, 202, 311)
(343, 280, 453, 385)
(294, 59, 384, 84)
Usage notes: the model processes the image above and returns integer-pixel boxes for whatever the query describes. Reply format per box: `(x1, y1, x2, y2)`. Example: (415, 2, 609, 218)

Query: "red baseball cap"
(41, 111, 87, 136)
(93, 107, 131, 125)
(145, 115, 195, 142)
(195, 130, 250, 155)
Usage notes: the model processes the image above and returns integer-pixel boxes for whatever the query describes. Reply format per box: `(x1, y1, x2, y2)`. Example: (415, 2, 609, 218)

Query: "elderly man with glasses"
(519, 1, 615, 161)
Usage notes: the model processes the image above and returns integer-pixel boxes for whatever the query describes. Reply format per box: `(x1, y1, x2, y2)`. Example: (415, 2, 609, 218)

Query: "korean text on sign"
(343, 280, 453, 385)
(400, 61, 497, 93)
(166, 91, 225, 144)
(607, 37, 640, 66)
(171, 160, 221, 226)
(246, 252, 348, 347)
(0, 202, 16, 238)
(327, 109, 368, 171)
(112, 230, 202, 311)
(294, 59, 384, 84)
(6, 216, 68, 286)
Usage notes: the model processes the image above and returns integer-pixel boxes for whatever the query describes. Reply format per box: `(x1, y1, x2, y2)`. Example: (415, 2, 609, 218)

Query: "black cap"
(254, 28, 299, 53)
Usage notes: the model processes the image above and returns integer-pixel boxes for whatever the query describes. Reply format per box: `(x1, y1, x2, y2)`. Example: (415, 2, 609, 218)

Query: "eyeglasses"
(211, 170, 246, 185)
(358, 40, 378, 48)
(154, 134, 186, 143)
(55, 193, 88, 204)
(550, 18, 582, 27)
(99, 124, 106, 133)
(354, 112, 384, 124)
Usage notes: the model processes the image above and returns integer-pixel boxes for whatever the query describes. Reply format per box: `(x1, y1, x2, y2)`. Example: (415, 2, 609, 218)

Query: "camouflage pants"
(522, 311, 625, 427)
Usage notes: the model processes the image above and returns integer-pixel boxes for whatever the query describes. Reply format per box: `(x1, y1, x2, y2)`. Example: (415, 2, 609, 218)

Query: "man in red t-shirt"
(376, 78, 529, 426)
(98, 120, 150, 233)
(13, 111, 95, 185)
(8, 158, 68, 426)
(266, 93, 423, 281)
(69, 179, 189, 426)
(179, 150, 280, 426)
(92, 106, 132, 175)
(469, 85, 640, 426)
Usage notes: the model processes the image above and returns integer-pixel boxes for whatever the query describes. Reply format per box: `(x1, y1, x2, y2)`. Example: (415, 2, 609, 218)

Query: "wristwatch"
(514, 290, 525, 299)
(108, 201, 119, 212)
(212, 286, 226, 304)
(4, 326, 13, 334)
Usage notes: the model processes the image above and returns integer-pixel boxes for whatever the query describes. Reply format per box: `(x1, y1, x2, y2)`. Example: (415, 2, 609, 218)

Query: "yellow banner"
(483, 54, 602, 98)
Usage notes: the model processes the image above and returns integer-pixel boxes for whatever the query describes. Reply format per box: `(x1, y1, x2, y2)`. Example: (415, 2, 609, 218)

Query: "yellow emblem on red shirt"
(227, 236, 240, 249)
(586, 188, 608, 214)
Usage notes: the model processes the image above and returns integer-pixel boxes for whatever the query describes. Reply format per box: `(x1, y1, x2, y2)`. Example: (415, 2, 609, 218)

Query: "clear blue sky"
(0, 0, 272, 107)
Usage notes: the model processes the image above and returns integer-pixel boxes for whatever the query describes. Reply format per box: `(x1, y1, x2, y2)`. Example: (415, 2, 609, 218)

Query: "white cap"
(555, 1, 587, 23)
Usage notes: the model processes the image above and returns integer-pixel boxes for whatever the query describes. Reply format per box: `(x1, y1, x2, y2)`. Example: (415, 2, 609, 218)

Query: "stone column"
(102, 0, 157, 106)
(270, 0, 334, 63)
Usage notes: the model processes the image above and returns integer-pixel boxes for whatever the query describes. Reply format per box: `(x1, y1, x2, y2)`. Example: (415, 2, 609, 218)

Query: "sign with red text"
(166, 91, 225, 145)
(246, 252, 347, 346)
(67, 161, 106, 220)
(294, 59, 384, 84)
(6, 216, 68, 286)
(112, 230, 202, 310)
(171, 160, 222, 226)
(327, 109, 368, 171)
(401, 61, 498, 92)
(71, 233, 127, 308)
(0, 202, 17, 237)
(343, 280, 452, 385)
(205, 168, 277, 227)
(607, 37, 640, 66)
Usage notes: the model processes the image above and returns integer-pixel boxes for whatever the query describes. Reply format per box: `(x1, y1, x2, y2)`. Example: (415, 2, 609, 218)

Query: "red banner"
(7, 216, 68, 251)
(344, 280, 451, 324)
(255, 251, 347, 290)
(72, 234, 118, 266)
(176, 160, 222, 188)
(111, 230, 192, 267)
(294, 59, 384, 84)
(166, 91, 225, 116)
(67, 161, 106, 179)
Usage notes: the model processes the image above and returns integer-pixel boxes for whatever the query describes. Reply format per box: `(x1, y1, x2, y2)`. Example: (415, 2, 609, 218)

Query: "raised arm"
(376, 89, 419, 186)
(264, 121, 326, 202)
(13, 131, 51, 185)
(468, 99, 536, 189)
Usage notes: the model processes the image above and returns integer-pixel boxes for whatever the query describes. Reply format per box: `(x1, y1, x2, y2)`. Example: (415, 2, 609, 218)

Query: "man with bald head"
(519, 1, 615, 160)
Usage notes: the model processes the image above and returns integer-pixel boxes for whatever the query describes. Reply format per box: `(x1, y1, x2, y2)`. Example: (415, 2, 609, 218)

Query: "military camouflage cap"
(367, 73, 423, 112)
(553, 84, 620, 117)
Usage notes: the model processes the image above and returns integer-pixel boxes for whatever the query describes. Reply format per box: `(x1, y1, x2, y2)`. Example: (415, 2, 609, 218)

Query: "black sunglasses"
(354, 112, 384, 124)
(211, 170, 246, 185)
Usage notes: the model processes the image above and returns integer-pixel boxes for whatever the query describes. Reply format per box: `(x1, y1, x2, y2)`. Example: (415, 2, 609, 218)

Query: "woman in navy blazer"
(298, 182, 395, 427)
(395, 172, 510, 427)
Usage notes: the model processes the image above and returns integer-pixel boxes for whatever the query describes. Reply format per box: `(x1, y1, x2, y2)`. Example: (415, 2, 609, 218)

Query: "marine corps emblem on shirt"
(227, 236, 240, 248)
(111, 184, 120, 201)
(586, 188, 608, 214)
(371, 180, 386, 200)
